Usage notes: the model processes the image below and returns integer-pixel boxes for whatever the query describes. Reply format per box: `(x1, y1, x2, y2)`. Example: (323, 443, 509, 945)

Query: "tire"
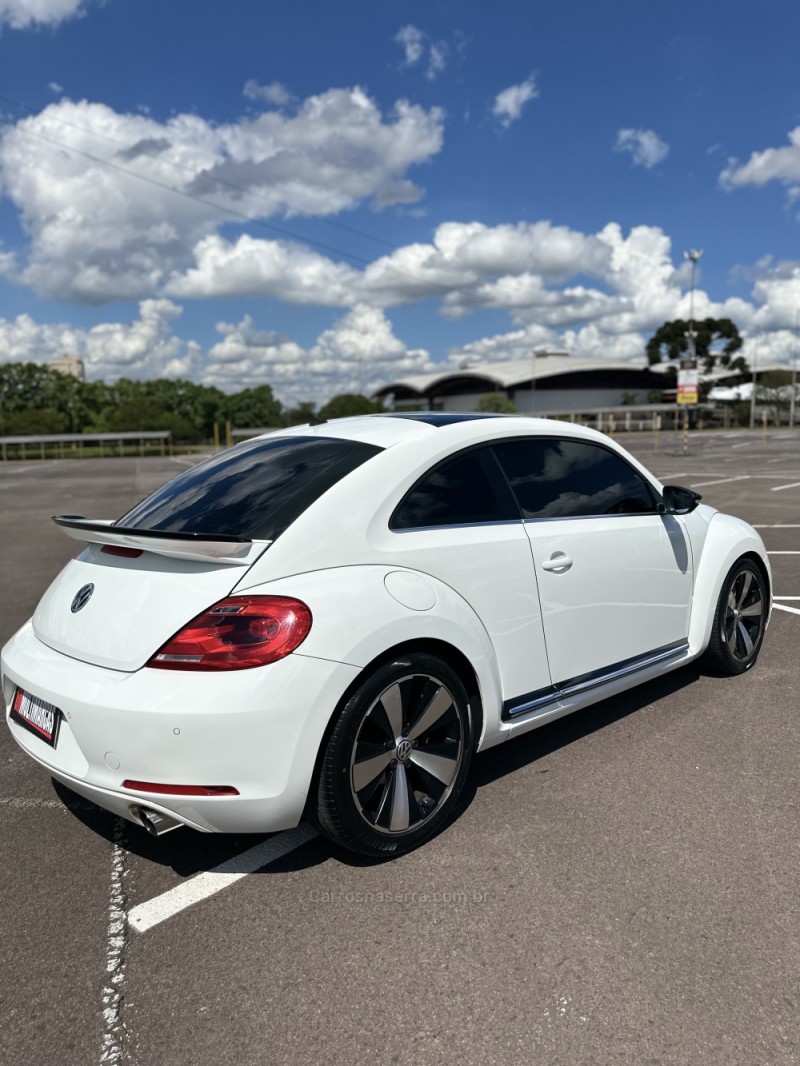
(704, 558, 767, 675)
(313, 653, 474, 857)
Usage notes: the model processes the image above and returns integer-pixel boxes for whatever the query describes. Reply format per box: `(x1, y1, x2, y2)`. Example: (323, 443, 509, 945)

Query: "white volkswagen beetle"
(2, 414, 771, 856)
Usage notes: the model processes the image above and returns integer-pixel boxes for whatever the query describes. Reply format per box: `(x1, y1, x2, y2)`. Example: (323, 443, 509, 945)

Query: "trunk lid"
(32, 541, 266, 672)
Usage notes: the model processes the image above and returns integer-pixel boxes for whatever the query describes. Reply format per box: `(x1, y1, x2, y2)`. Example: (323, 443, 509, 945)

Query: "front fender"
(234, 564, 505, 750)
(688, 514, 772, 656)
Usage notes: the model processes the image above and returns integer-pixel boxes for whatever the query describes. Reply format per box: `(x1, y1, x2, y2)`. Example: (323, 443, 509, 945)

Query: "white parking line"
(771, 481, 800, 492)
(773, 603, 800, 617)
(128, 823, 318, 934)
(691, 475, 751, 488)
(767, 551, 800, 555)
(100, 819, 128, 1066)
(774, 596, 800, 600)
(753, 524, 800, 528)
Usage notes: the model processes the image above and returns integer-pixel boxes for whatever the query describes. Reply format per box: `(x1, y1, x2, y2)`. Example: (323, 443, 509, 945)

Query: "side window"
(390, 447, 519, 530)
(492, 438, 657, 519)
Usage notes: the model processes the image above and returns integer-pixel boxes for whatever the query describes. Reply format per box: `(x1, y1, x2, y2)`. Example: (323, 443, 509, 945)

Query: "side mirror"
(661, 484, 702, 515)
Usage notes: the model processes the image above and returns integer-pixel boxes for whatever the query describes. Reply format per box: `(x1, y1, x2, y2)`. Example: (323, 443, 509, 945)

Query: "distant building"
(375, 351, 666, 413)
(47, 354, 85, 381)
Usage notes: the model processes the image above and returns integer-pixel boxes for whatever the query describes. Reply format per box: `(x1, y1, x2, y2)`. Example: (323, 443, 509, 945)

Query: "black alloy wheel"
(705, 559, 767, 675)
(312, 653, 473, 857)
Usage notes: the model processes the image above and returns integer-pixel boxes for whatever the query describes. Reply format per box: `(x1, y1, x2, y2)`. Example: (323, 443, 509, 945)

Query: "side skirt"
(501, 640, 690, 724)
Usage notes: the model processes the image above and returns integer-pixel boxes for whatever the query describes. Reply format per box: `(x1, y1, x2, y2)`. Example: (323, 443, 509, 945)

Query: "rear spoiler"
(52, 516, 269, 566)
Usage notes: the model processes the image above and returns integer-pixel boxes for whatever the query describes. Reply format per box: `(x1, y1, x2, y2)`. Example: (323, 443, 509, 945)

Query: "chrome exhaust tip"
(133, 806, 183, 837)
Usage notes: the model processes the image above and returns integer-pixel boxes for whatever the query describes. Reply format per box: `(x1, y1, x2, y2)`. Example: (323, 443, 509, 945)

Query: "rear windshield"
(116, 435, 382, 541)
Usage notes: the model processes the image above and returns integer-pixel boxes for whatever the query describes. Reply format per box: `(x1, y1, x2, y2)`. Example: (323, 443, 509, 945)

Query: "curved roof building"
(375, 352, 668, 414)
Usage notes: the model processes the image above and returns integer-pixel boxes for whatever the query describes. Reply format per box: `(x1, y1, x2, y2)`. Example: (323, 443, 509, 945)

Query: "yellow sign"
(677, 366, 698, 405)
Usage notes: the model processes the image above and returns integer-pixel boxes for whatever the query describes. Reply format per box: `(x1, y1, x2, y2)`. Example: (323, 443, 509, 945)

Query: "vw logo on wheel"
(70, 583, 95, 613)
(395, 739, 412, 763)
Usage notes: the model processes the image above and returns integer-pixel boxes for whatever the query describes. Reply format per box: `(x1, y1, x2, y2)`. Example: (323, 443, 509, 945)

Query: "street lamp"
(749, 337, 759, 430)
(790, 309, 799, 431)
(684, 249, 704, 360)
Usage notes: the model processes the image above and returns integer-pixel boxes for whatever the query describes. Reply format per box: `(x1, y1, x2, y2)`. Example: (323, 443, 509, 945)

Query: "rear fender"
(235, 565, 505, 750)
(688, 514, 772, 656)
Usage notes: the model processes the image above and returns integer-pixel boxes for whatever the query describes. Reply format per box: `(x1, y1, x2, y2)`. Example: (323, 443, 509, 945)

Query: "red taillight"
(123, 780, 239, 796)
(102, 545, 143, 558)
(147, 595, 312, 671)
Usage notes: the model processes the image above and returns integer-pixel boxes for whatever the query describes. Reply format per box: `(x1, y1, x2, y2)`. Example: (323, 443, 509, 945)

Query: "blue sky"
(1, 0, 799, 403)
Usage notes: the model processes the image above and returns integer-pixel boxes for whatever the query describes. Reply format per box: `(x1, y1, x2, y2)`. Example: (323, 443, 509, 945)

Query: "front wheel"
(704, 558, 767, 675)
(312, 653, 474, 857)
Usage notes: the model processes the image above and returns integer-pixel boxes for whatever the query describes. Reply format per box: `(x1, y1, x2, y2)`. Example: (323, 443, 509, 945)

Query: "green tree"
(646, 318, 747, 374)
(3, 407, 69, 434)
(283, 401, 317, 426)
(104, 398, 197, 440)
(224, 384, 283, 428)
(476, 392, 516, 413)
(317, 393, 384, 420)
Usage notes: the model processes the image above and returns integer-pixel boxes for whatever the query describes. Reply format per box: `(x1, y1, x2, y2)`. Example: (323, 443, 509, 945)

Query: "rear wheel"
(704, 559, 767, 675)
(313, 653, 473, 857)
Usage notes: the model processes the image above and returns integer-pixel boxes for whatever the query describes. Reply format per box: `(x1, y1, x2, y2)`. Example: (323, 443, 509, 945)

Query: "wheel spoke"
(389, 765, 410, 831)
(352, 749, 394, 792)
(350, 670, 466, 838)
(737, 621, 754, 657)
(407, 686, 453, 742)
(379, 683, 404, 739)
(727, 590, 737, 612)
(410, 749, 459, 787)
(725, 616, 736, 645)
(739, 598, 763, 618)
(736, 571, 753, 609)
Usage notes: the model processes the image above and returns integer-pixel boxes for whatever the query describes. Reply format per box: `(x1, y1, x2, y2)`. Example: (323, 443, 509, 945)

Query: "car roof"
(255, 413, 610, 450)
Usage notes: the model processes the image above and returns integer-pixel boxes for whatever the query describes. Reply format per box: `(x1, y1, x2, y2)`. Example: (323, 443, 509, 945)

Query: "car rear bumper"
(2, 621, 360, 833)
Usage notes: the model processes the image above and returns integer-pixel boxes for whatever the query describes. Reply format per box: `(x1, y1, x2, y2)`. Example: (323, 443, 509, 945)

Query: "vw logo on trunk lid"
(71, 583, 95, 613)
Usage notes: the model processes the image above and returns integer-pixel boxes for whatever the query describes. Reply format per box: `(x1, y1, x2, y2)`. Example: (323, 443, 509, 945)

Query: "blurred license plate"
(10, 687, 62, 748)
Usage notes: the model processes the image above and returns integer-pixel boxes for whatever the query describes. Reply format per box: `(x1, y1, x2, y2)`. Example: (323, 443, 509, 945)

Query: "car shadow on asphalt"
(51, 662, 702, 874)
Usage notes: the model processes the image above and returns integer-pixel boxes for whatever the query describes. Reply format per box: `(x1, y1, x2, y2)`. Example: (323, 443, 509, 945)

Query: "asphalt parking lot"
(1, 428, 798, 1066)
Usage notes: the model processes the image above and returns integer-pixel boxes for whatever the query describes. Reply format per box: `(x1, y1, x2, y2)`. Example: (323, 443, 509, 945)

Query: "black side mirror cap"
(661, 484, 702, 515)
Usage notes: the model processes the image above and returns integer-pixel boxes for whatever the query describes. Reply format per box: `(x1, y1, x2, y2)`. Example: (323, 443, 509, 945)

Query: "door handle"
(541, 552, 573, 572)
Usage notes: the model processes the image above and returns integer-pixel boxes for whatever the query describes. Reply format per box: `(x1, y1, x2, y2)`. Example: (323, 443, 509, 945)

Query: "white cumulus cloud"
(0, 91, 444, 302)
(614, 128, 670, 169)
(395, 24, 425, 66)
(202, 305, 432, 403)
(0, 0, 92, 29)
(492, 76, 538, 128)
(165, 233, 359, 304)
(242, 80, 292, 107)
(395, 24, 449, 80)
(720, 127, 800, 202)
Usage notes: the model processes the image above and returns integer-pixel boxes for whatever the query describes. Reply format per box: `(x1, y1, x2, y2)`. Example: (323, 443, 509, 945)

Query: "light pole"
(684, 249, 704, 360)
(790, 310, 798, 430)
(530, 348, 536, 414)
(749, 337, 759, 430)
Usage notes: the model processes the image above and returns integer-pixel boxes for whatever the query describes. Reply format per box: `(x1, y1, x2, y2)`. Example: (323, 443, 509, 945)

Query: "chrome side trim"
(502, 640, 690, 721)
(559, 642, 689, 700)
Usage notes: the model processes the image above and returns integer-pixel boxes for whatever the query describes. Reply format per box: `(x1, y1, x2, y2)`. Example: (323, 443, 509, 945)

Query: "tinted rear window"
(117, 436, 382, 541)
(390, 447, 519, 529)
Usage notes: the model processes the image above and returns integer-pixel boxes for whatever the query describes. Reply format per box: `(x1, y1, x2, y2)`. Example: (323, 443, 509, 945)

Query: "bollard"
(682, 410, 689, 456)
(213, 421, 220, 452)
(225, 420, 233, 448)
(608, 414, 615, 436)
(762, 410, 768, 443)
